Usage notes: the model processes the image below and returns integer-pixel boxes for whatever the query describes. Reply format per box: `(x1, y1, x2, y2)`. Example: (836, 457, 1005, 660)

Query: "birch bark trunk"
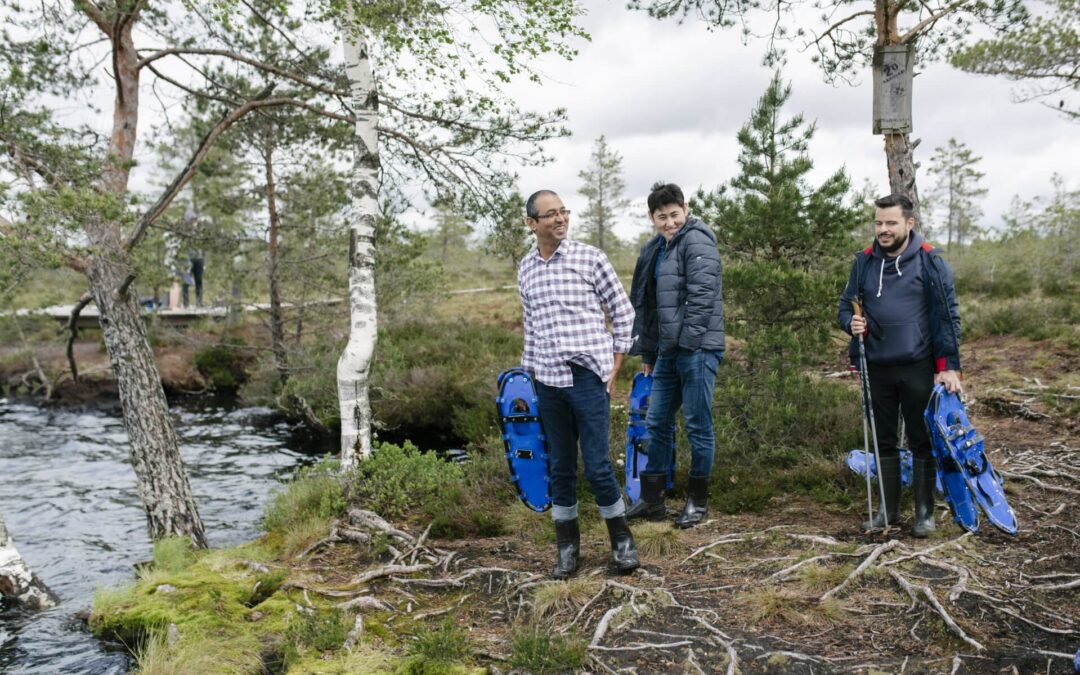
(337, 23, 381, 468)
(82, 16, 207, 547)
(0, 511, 57, 609)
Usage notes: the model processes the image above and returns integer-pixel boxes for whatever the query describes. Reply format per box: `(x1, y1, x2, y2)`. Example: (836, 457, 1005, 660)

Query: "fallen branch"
(887, 569, 985, 652)
(820, 539, 900, 602)
(353, 563, 430, 585)
(682, 526, 792, 563)
(999, 471, 1080, 495)
(1029, 577, 1080, 591)
(590, 605, 624, 647)
(589, 640, 692, 652)
(337, 595, 391, 612)
(391, 566, 512, 588)
(348, 509, 416, 544)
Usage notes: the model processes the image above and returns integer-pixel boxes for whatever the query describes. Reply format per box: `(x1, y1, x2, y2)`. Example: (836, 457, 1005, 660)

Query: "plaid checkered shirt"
(518, 239, 635, 388)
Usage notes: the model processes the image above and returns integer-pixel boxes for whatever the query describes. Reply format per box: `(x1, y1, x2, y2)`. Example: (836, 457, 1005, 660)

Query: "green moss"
(90, 544, 299, 673)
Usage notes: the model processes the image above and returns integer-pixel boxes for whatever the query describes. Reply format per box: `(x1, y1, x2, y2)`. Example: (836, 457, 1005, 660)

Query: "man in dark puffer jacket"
(627, 182, 725, 528)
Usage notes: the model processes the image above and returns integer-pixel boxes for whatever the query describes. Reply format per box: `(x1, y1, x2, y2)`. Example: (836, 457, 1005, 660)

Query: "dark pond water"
(0, 397, 330, 674)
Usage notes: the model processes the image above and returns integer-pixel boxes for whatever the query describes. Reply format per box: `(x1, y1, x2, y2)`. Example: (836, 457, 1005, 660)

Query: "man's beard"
(880, 231, 908, 254)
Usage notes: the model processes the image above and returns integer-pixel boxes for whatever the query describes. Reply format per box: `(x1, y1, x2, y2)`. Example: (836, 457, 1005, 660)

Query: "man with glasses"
(518, 189, 639, 579)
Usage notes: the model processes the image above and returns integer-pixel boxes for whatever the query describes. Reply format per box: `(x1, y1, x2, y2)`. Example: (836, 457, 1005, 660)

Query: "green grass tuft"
(509, 628, 588, 673)
(263, 457, 346, 536)
(151, 536, 197, 573)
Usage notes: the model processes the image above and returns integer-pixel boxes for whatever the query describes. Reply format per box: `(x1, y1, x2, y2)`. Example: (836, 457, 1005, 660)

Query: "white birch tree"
(0, 511, 56, 610)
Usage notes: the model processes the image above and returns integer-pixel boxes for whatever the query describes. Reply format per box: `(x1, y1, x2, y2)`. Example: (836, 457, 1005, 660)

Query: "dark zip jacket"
(837, 232, 962, 372)
(631, 217, 725, 362)
(628, 234, 664, 364)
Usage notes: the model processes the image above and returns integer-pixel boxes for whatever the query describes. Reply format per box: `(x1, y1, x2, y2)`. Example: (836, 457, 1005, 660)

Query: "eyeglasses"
(532, 208, 571, 221)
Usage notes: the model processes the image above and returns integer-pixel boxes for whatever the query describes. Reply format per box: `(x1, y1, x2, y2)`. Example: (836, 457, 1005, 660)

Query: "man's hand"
(935, 370, 963, 395)
(609, 352, 626, 398)
(642, 363, 654, 376)
(849, 314, 867, 336)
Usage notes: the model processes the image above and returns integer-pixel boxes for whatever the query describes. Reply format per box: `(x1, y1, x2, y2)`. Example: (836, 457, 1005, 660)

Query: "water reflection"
(0, 399, 323, 673)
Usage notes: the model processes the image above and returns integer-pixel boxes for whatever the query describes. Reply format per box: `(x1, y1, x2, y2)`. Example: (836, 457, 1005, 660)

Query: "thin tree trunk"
(337, 22, 381, 468)
(86, 253, 207, 547)
(82, 16, 207, 547)
(0, 511, 56, 609)
(884, 133, 922, 225)
(878, 0, 922, 226)
(264, 131, 288, 385)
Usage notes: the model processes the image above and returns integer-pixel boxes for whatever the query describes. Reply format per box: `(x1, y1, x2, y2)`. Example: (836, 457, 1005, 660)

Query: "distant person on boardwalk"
(626, 182, 724, 529)
(838, 193, 963, 537)
(183, 249, 204, 308)
(518, 188, 639, 579)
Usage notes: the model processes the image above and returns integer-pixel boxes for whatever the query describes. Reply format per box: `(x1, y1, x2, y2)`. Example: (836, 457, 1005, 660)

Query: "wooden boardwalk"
(8, 300, 343, 329)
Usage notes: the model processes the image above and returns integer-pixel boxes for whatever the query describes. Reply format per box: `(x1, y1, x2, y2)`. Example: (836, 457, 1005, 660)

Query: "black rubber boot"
(552, 519, 580, 580)
(675, 474, 710, 529)
(626, 472, 666, 521)
(862, 455, 901, 530)
(604, 515, 640, 574)
(912, 457, 938, 538)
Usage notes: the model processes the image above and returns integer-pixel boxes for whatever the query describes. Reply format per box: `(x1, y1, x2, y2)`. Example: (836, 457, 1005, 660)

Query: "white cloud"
(508, 0, 1079, 241)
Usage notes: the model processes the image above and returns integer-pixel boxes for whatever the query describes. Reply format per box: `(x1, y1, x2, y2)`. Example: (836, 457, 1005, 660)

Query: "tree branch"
(73, 0, 112, 36)
(123, 97, 351, 252)
(900, 0, 972, 43)
(64, 292, 94, 382)
(812, 10, 876, 48)
(135, 48, 350, 99)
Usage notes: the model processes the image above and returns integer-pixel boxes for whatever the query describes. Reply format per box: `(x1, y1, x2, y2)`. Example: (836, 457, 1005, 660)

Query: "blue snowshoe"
(624, 373, 675, 504)
(496, 368, 551, 512)
(925, 384, 1018, 535)
(845, 449, 944, 493)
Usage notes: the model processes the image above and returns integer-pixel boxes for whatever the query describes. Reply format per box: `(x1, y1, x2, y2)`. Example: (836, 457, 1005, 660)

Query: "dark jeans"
(645, 349, 722, 477)
(535, 364, 623, 514)
(866, 357, 934, 460)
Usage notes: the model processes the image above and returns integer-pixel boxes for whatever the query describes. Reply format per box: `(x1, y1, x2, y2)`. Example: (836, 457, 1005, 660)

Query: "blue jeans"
(535, 364, 624, 520)
(645, 349, 722, 477)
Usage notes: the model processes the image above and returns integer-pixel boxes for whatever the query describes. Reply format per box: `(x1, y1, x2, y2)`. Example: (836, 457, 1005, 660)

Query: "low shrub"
(263, 458, 346, 535)
(354, 441, 464, 520)
(193, 338, 250, 390)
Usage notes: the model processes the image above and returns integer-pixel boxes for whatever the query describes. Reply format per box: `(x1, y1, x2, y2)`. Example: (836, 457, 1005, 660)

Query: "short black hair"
(647, 182, 686, 214)
(874, 194, 916, 220)
(525, 189, 558, 219)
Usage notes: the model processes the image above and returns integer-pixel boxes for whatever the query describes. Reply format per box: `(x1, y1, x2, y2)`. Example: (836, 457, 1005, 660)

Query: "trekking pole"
(852, 300, 891, 534)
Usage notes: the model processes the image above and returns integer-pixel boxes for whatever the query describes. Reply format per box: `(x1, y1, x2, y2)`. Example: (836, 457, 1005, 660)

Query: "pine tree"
(486, 192, 532, 272)
(697, 73, 863, 368)
(577, 136, 631, 252)
(927, 139, 988, 254)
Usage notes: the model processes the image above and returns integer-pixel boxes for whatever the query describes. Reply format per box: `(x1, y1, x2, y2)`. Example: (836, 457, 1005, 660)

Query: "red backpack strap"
(863, 245, 873, 255)
(921, 242, 934, 252)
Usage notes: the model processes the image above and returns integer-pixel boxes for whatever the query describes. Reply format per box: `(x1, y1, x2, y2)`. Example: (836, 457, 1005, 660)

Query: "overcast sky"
(504, 1, 1078, 242)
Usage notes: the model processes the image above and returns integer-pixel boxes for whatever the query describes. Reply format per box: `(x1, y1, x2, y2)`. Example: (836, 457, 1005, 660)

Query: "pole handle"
(851, 299, 863, 318)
